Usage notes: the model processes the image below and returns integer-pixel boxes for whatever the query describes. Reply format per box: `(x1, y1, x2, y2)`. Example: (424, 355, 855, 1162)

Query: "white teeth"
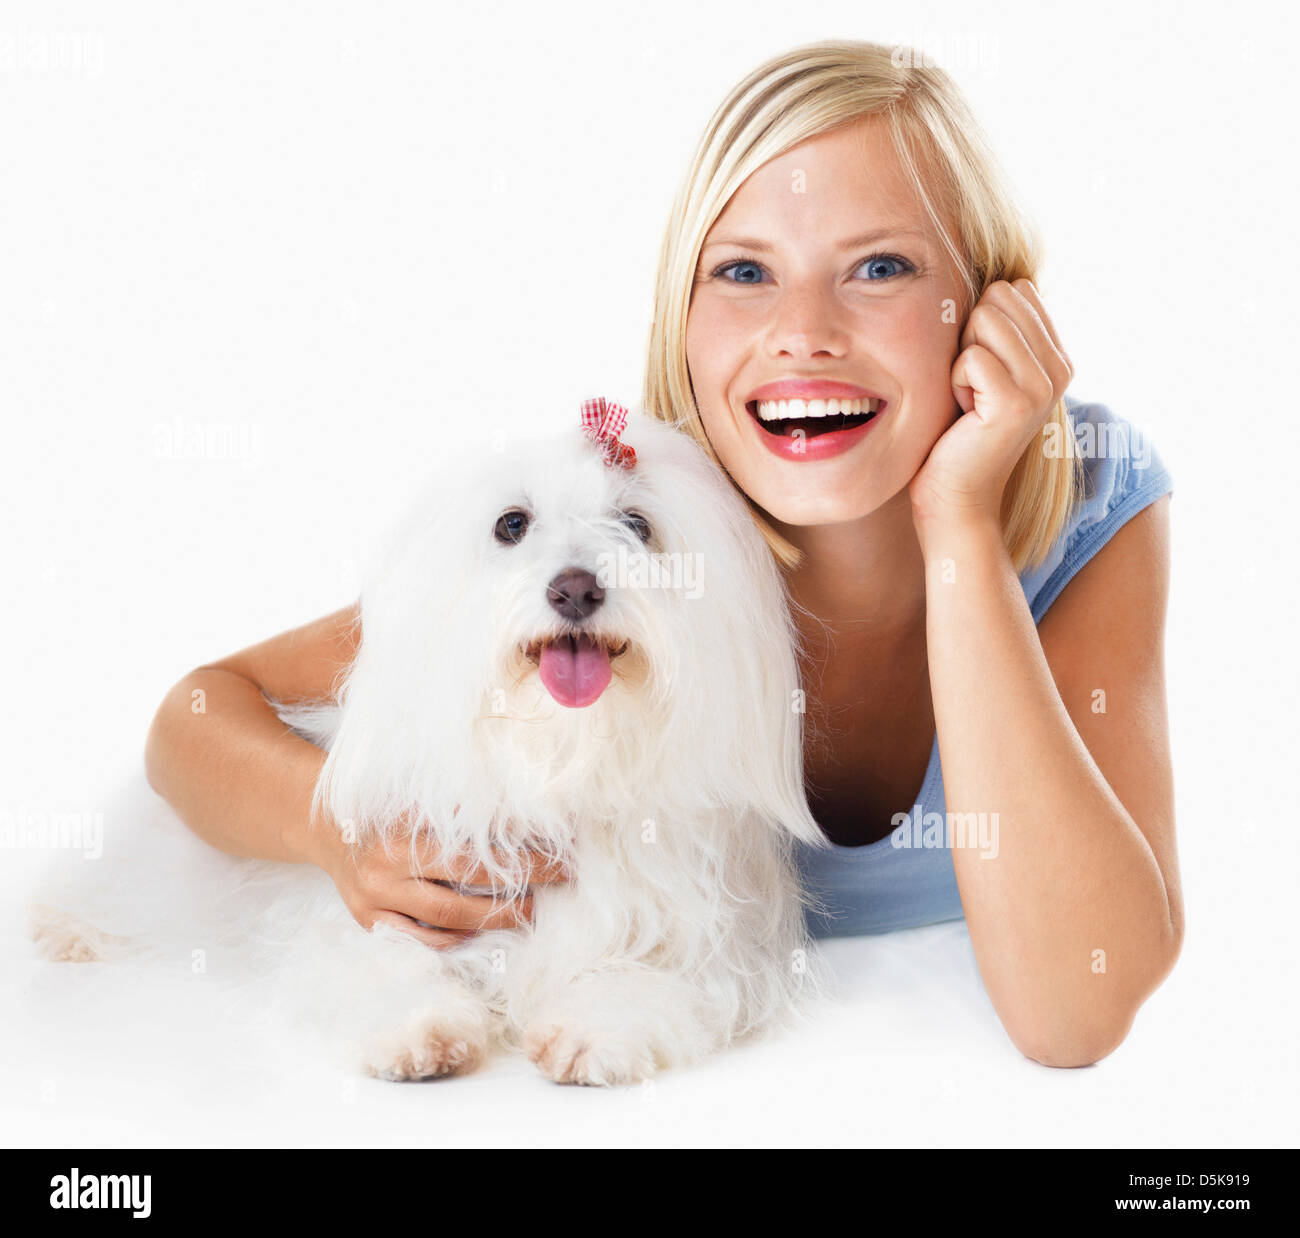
(753, 397, 880, 421)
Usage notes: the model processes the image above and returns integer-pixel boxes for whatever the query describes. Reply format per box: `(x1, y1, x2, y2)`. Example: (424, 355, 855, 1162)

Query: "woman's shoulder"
(1018, 394, 1175, 623)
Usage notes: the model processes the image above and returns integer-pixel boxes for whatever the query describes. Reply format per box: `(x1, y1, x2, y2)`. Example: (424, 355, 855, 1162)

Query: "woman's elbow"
(143, 670, 202, 795)
(1013, 925, 1185, 1069)
(1015, 1018, 1133, 1069)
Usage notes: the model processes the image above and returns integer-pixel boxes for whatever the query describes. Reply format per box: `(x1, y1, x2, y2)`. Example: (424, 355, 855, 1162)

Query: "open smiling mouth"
(746, 396, 884, 438)
(523, 633, 630, 709)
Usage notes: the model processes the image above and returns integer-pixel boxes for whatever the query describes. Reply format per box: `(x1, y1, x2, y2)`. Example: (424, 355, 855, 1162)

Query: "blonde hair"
(642, 38, 1083, 573)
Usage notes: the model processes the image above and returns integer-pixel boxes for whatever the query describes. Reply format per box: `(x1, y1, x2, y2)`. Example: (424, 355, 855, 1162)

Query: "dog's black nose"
(547, 568, 604, 620)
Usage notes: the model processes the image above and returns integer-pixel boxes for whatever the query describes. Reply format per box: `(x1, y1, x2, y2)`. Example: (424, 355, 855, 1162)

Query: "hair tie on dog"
(580, 396, 637, 471)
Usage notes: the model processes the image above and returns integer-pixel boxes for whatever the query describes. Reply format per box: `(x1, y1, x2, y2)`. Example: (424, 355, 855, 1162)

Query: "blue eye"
(715, 259, 765, 284)
(708, 251, 916, 285)
(857, 253, 913, 281)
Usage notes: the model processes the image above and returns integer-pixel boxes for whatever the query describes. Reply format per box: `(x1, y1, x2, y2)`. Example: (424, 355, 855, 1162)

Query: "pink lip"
(750, 408, 884, 461)
(745, 379, 884, 403)
(741, 381, 888, 463)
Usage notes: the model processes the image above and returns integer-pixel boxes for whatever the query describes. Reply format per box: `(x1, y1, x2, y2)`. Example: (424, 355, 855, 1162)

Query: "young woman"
(145, 40, 1182, 1069)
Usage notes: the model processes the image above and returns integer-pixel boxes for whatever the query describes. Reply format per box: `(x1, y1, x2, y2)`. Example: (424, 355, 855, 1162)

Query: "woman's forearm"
(144, 667, 331, 866)
(916, 513, 1178, 1066)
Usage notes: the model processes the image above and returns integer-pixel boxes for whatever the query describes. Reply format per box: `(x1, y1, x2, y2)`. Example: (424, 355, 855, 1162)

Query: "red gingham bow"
(580, 396, 637, 470)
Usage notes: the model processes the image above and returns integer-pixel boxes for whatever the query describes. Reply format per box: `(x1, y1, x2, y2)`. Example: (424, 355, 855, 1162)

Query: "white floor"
(1, 841, 1290, 1148)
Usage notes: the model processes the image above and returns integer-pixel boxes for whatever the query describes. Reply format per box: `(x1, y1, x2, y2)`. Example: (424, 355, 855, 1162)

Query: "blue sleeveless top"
(794, 396, 1175, 937)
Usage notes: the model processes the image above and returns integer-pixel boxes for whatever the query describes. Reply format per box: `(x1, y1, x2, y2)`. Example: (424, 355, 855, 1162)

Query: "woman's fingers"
(1007, 278, 1071, 371)
(377, 807, 573, 888)
(414, 846, 571, 888)
(370, 910, 479, 951)
(967, 280, 1071, 402)
(959, 301, 1054, 415)
(400, 877, 535, 933)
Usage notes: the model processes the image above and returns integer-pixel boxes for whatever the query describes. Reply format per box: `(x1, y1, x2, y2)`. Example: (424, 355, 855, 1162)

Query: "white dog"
(29, 402, 832, 1085)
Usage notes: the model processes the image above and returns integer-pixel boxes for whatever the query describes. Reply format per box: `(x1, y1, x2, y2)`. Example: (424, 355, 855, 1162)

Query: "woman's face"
(686, 116, 967, 529)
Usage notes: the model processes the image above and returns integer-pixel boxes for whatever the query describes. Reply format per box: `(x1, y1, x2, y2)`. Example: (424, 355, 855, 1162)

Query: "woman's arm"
(143, 605, 362, 866)
(915, 496, 1183, 1067)
(906, 278, 1182, 1066)
(144, 605, 564, 946)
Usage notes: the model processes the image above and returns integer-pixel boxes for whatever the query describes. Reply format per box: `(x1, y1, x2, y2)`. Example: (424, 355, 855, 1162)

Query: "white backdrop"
(2, 0, 1296, 1147)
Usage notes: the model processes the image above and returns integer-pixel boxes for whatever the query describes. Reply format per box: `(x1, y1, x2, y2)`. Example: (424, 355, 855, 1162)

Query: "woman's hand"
(909, 278, 1073, 533)
(304, 813, 571, 950)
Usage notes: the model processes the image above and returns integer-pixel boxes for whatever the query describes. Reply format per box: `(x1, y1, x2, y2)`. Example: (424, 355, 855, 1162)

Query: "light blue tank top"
(794, 395, 1175, 937)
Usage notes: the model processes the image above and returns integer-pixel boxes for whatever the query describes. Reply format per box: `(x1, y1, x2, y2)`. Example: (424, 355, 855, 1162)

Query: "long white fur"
(28, 412, 835, 1085)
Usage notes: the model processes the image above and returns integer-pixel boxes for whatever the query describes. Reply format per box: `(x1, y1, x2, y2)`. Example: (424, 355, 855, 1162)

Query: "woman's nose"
(764, 285, 851, 358)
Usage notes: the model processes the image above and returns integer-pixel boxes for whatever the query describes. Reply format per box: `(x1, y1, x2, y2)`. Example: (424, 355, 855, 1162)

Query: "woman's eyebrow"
(701, 227, 927, 253)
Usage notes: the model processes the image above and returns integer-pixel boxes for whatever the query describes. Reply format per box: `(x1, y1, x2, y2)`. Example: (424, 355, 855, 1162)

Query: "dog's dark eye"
(494, 509, 531, 545)
(621, 512, 652, 544)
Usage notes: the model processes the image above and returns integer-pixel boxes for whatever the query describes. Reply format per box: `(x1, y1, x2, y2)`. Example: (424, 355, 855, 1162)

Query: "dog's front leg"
(518, 967, 719, 1086)
(358, 968, 495, 1082)
(301, 920, 503, 1081)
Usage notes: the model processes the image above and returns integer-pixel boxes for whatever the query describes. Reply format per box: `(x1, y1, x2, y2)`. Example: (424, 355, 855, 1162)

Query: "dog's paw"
(27, 904, 129, 963)
(523, 1022, 659, 1087)
(361, 1012, 488, 1082)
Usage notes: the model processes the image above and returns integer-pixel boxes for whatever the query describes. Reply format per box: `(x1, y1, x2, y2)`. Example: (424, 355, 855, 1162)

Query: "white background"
(2, 0, 1296, 1147)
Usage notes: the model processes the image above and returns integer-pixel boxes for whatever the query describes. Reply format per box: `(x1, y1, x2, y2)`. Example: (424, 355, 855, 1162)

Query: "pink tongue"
(538, 635, 612, 708)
